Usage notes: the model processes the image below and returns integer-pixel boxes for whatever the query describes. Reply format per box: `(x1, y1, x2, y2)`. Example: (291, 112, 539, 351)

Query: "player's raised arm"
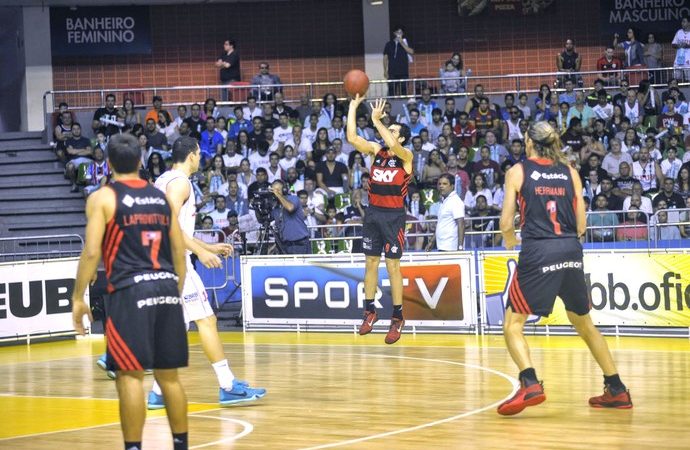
(369, 98, 413, 166)
(347, 93, 381, 156)
(72, 186, 114, 334)
(500, 164, 523, 250)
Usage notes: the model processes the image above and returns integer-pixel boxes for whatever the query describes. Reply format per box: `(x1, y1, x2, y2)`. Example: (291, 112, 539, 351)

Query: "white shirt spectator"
(274, 125, 293, 143)
(223, 153, 243, 169)
(248, 151, 271, 172)
(435, 191, 465, 250)
(593, 103, 614, 121)
(632, 160, 658, 192)
(622, 196, 653, 215)
(302, 127, 318, 143)
(243, 106, 262, 120)
(660, 158, 682, 179)
(464, 189, 493, 210)
(208, 209, 230, 229)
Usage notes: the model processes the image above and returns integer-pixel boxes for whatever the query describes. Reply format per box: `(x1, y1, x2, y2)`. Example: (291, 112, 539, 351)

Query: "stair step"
(0, 161, 63, 172)
(1, 202, 85, 216)
(0, 141, 50, 152)
(0, 131, 43, 141)
(0, 154, 58, 166)
(3, 189, 83, 201)
(0, 227, 85, 239)
(0, 173, 69, 188)
(1, 211, 85, 226)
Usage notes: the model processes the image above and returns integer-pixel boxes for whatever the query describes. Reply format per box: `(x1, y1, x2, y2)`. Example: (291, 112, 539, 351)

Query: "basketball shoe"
(358, 310, 378, 335)
(497, 381, 546, 416)
(589, 385, 633, 409)
(219, 380, 267, 406)
(384, 317, 404, 344)
(96, 353, 116, 380)
(147, 391, 165, 410)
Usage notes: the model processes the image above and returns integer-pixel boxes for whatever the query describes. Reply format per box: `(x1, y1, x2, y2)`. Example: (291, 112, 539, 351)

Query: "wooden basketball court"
(1, 331, 688, 449)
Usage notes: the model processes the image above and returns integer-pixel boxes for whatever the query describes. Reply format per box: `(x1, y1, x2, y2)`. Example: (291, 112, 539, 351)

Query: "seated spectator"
(321, 93, 338, 128)
(453, 111, 476, 149)
(556, 39, 582, 86)
(440, 60, 462, 94)
(265, 151, 284, 183)
(469, 97, 500, 141)
(567, 92, 596, 129)
(464, 84, 487, 114)
(503, 107, 524, 142)
(656, 209, 681, 240)
(616, 206, 648, 241)
(195, 215, 224, 243)
(446, 154, 471, 198)
(247, 168, 270, 200)
(602, 138, 633, 179)
(506, 139, 526, 165)
(144, 118, 169, 152)
(421, 149, 446, 188)
(464, 172, 493, 211)
(199, 117, 224, 163)
(92, 131, 108, 155)
(200, 98, 220, 121)
(52, 102, 75, 129)
(464, 195, 499, 249)
(516, 93, 531, 119)
(621, 128, 641, 157)
(316, 148, 348, 198)
(587, 194, 619, 242)
(208, 196, 231, 230)
(263, 126, 282, 154)
(83, 146, 111, 197)
(661, 147, 683, 179)
(612, 161, 636, 198)
(442, 97, 460, 126)
(215, 116, 228, 144)
(597, 46, 624, 86)
(592, 91, 614, 122)
(158, 111, 177, 143)
(632, 147, 663, 193)
(483, 131, 508, 164)
(122, 98, 141, 128)
(657, 98, 684, 136)
(243, 95, 262, 120)
(64, 123, 94, 192)
(623, 183, 653, 214)
(144, 95, 172, 125)
(653, 177, 685, 213)
(183, 103, 204, 139)
(534, 84, 552, 120)
(146, 152, 167, 184)
(472, 146, 500, 189)
(676, 166, 690, 199)
(250, 62, 282, 101)
(54, 111, 74, 157)
(228, 106, 253, 140)
(561, 117, 585, 155)
(206, 155, 227, 194)
(222, 212, 241, 246)
(92, 93, 120, 136)
(599, 176, 623, 210)
(558, 79, 578, 106)
(226, 180, 249, 216)
(237, 158, 256, 193)
(419, 129, 437, 152)
(622, 89, 642, 128)
(311, 128, 332, 162)
(582, 169, 602, 201)
(680, 196, 690, 238)
(222, 140, 243, 170)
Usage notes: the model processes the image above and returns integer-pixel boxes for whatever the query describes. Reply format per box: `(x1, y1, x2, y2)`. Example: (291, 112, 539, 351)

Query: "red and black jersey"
(368, 147, 411, 211)
(103, 179, 176, 293)
(518, 158, 578, 240)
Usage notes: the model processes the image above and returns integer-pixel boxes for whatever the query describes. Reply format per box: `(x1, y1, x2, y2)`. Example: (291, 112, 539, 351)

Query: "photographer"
(271, 179, 310, 254)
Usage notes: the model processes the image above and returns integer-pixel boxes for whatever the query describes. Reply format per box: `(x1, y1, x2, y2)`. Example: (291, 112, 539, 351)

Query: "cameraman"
(271, 179, 310, 254)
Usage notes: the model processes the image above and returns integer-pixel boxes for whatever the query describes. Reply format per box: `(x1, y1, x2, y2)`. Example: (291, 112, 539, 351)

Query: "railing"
(42, 66, 685, 138)
(0, 234, 84, 263)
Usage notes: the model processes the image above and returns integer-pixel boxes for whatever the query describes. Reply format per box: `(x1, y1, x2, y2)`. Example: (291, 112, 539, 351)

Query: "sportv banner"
(0, 258, 87, 339)
(242, 254, 476, 328)
(480, 250, 690, 327)
(600, 0, 690, 41)
(50, 6, 152, 57)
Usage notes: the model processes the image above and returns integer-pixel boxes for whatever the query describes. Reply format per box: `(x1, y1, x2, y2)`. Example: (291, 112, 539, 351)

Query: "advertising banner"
(0, 258, 87, 339)
(481, 250, 690, 327)
(599, 0, 689, 40)
(242, 254, 476, 329)
(50, 6, 152, 57)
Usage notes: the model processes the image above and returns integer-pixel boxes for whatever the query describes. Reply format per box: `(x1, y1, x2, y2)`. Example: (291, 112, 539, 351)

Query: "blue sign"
(50, 6, 152, 57)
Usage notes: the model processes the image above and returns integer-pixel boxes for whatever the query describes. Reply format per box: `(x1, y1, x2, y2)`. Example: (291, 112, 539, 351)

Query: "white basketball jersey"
(154, 169, 197, 242)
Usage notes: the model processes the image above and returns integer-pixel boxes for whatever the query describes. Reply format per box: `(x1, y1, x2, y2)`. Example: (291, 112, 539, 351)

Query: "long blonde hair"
(526, 121, 568, 165)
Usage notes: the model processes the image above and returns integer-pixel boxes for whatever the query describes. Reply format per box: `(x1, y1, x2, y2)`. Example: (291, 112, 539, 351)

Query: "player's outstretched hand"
(211, 243, 234, 258)
(199, 249, 223, 269)
(72, 298, 93, 336)
(351, 93, 366, 105)
(369, 98, 386, 122)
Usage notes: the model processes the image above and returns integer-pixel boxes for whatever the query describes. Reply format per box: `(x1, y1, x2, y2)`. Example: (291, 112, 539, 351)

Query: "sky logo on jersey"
(250, 263, 463, 320)
(371, 168, 399, 183)
(122, 194, 166, 208)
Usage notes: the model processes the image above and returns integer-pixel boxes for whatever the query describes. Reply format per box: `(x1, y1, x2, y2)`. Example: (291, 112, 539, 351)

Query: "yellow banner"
(481, 251, 690, 327)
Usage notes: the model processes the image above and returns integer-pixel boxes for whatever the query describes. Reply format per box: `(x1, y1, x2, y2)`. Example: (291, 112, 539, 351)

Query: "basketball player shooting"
(71, 134, 189, 450)
(497, 121, 632, 415)
(347, 95, 412, 344)
(148, 136, 266, 408)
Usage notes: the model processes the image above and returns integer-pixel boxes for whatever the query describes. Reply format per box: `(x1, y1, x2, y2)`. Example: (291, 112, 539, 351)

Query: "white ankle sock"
(212, 359, 235, 389)
(151, 380, 162, 396)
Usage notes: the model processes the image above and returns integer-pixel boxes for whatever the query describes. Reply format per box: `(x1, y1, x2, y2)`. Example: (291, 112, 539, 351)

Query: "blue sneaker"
(147, 390, 165, 410)
(219, 380, 267, 406)
(96, 354, 116, 380)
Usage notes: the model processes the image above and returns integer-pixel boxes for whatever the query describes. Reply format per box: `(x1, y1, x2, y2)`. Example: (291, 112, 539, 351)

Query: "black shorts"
(104, 278, 188, 371)
(362, 206, 406, 259)
(507, 238, 590, 317)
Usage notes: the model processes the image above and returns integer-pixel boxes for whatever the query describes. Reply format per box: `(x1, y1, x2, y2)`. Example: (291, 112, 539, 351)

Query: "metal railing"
(0, 234, 84, 263)
(42, 66, 686, 138)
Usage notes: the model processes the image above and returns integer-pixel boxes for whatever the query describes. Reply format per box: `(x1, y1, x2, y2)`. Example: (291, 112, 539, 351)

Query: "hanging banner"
(481, 250, 690, 327)
(50, 6, 152, 57)
(599, 0, 690, 40)
(457, 0, 555, 17)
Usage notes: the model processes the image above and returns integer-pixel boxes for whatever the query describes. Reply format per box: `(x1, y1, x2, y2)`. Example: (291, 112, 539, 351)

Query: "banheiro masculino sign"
(50, 6, 152, 57)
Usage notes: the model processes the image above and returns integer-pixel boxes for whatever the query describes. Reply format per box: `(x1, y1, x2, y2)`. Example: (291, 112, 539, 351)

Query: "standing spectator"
(144, 96, 172, 125)
(200, 117, 224, 163)
(92, 93, 119, 136)
(613, 28, 645, 67)
(672, 16, 690, 80)
(383, 26, 414, 96)
(426, 174, 465, 251)
(556, 39, 582, 86)
(597, 47, 624, 86)
(644, 33, 663, 82)
(251, 62, 282, 101)
(64, 123, 94, 192)
(215, 39, 241, 101)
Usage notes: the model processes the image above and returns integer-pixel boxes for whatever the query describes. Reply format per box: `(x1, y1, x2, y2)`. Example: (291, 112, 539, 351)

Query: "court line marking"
(0, 392, 215, 405)
(189, 415, 254, 449)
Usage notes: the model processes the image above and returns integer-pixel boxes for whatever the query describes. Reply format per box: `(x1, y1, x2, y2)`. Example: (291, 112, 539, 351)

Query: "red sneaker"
(497, 381, 546, 416)
(589, 385, 633, 409)
(358, 310, 378, 335)
(384, 317, 404, 344)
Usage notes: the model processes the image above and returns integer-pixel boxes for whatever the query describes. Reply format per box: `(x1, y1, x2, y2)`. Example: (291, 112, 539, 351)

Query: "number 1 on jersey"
(141, 231, 162, 269)
(546, 200, 562, 235)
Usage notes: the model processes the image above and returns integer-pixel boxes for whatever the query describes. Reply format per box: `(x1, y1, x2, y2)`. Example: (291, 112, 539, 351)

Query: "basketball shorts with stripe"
(362, 206, 407, 259)
(181, 259, 215, 323)
(507, 238, 590, 317)
(104, 278, 188, 371)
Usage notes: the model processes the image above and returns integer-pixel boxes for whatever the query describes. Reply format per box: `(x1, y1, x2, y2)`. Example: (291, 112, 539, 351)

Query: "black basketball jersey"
(518, 158, 578, 240)
(103, 179, 176, 293)
(369, 148, 411, 210)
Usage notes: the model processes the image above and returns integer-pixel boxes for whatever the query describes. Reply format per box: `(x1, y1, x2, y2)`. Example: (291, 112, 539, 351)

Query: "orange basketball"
(343, 69, 370, 97)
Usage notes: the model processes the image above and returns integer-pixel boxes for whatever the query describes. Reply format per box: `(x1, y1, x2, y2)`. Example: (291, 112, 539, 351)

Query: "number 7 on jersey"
(141, 231, 162, 269)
